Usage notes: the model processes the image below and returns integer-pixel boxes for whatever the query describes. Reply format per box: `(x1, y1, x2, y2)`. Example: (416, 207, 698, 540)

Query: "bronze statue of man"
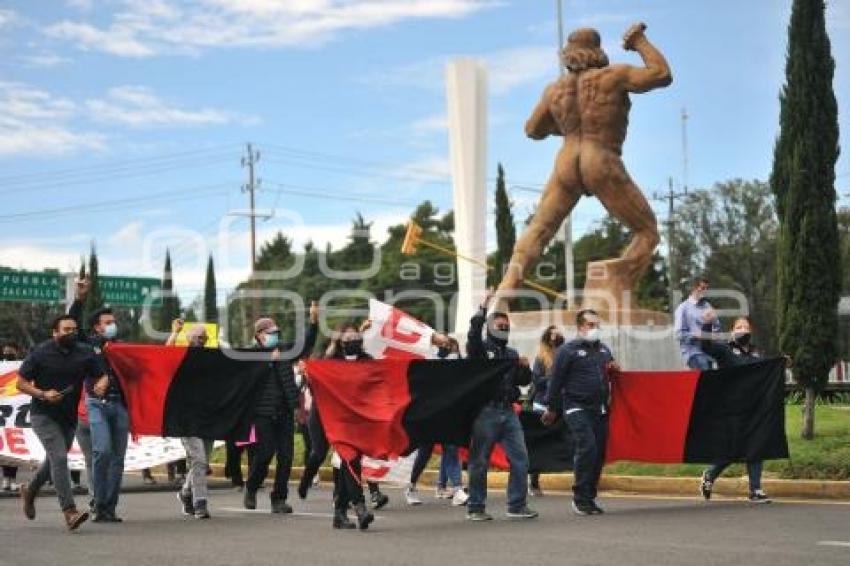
(497, 23, 671, 311)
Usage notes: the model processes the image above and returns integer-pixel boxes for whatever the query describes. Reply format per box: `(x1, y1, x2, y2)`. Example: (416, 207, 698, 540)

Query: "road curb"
(205, 464, 850, 501)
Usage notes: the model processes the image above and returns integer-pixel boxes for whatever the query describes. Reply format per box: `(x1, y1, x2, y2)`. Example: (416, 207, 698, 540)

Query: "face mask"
(584, 328, 601, 343)
(732, 332, 751, 347)
(263, 333, 280, 349)
(444, 352, 460, 360)
(57, 334, 77, 349)
(103, 322, 118, 340)
(342, 339, 363, 356)
(2, 353, 16, 361)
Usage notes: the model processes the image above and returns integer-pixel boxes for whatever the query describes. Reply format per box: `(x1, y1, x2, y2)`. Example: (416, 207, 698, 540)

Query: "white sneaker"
(1, 477, 10, 491)
(451, 488, 469, 506)
(404, 485, 423, 505)
(311, 475, 320, 488)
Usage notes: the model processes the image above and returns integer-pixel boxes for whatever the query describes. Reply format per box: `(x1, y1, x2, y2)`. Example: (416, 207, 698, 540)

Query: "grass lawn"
(211, 405, 850, 481)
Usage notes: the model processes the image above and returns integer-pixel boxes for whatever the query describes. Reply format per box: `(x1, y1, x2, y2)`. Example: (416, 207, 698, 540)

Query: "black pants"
(564, 410, 608, 504)
(303, 407, 329, 487)
(410, 445, 434, 485)
(2, 465, 17, 479)
(298, 421, 311, 465)
(246, 413, 294, 501)
(334, 458, 366, 511)
(225, 440, 247, 486)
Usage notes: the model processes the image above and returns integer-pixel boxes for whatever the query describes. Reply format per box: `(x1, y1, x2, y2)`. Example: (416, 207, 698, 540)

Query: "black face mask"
(733, 332, 752, 347)
(2, 353, 16, 361)
(57, 334, 76, 349)
(342, 339, 363, 356)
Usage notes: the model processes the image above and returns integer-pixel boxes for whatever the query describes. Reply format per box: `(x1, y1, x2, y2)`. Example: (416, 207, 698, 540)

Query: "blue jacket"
(466, 307, 531, 403)
(547, 338, 614, 413)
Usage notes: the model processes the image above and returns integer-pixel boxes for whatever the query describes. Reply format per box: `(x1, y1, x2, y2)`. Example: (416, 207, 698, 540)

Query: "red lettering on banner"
(380, 308, 427, 345)
(1, 427, 29, 455)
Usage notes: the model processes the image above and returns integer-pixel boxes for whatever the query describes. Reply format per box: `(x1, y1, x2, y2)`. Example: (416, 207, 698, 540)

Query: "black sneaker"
(104, 511, 124, 523)
(748, 490, 772, 504)
(700, 471, 713, 500)
(270, 498, 293, 514)
(466, 510, 493, 521)
(243, 490, 257, 510)
(571, 500, 595, 516)
(194, 500, 211, 519)
(177, 490, 194, 516)
(297, 476, 310, 500)
(588, 501, 605, 515)
(505, 506, 539, 519)
(370, 491, 389, 510)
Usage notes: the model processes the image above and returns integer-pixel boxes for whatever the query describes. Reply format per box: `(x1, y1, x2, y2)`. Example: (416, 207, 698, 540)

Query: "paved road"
(2, 484, 849, 566)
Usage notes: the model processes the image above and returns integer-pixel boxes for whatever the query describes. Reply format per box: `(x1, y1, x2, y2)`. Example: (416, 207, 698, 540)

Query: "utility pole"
(653, 177, 688, 311)
(556, 0, 575, 309)
(681, 107, 690, 192)
(241, 143, 261, 272)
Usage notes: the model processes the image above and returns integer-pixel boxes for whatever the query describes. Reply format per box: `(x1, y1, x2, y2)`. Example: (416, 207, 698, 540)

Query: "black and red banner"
(104, 345, 788, 466)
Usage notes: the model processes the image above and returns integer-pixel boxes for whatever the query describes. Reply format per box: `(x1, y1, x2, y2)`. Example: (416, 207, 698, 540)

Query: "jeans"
(246, 413, 294, 501)
(467, 405, 529, 513)
(564, 409, 608, 504)
(29, 414, 77, 511)
(74, 420, 93, 496)
(86, 396, 129, 514)
(687, 353, 715, 370)
(706, 460, 763, 491)
(181, 437, 209, 505)
(438, 445, 462, 489)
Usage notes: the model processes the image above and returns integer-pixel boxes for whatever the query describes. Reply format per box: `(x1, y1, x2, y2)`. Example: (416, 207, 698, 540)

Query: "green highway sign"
(99, 276, 161, 307)
(0, 270, 63, 303)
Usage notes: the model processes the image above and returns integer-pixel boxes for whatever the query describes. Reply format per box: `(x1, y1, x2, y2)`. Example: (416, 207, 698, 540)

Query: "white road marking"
(218, 507, 386, 520)
(818, 541, 850, 548)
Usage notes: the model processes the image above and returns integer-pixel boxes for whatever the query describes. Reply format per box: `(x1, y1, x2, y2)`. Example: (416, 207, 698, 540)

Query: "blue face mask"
(264, 332, 280, 349)
(103, 323, 118, 340)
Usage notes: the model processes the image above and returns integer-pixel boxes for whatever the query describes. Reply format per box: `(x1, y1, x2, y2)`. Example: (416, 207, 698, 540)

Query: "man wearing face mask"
(542, 309, 619, 516)
(465, 291, 537, 521)
(674, 276, 721, 370)
(18, 315, 108, 530)
(68, 279, 129, 523)
(244, 303, 318, 514)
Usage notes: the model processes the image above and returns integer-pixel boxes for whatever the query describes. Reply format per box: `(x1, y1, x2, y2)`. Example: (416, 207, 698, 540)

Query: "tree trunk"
(801, 386, 816, 440)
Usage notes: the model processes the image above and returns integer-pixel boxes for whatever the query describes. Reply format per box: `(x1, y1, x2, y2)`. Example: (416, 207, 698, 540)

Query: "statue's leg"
(496, 153, 582, 303)
(584, 154, 660, 307)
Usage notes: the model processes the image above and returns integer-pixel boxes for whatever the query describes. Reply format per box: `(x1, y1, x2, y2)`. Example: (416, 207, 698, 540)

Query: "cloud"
(412, 113, 448, 135)
(0, 8, 17, 29)
(44, 0, 498, 58)
(18, 52, 73, 68)
(86, 85, 257, 127)
(65, 0, 95, 10)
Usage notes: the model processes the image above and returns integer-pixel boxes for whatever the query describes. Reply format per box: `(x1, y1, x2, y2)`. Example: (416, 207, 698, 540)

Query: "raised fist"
(75, 277, 91, 300)
(622, 22, 648, 51)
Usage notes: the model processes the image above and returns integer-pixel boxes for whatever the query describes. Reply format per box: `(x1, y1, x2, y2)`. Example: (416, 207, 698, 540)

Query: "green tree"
(493, 163, 516, 284)
(204, 254, 218, 323)
(770, 0, 841, 439)
(83, 242, 104, 330)
(157, 249, 181, 334)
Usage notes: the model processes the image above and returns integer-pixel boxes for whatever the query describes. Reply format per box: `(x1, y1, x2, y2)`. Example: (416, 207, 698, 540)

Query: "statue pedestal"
(507, 309, 681, 371)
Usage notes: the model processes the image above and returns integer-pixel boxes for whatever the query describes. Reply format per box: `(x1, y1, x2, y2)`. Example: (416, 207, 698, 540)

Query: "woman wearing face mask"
(528, 325, 565, 497)
(698, 316, 771, 504)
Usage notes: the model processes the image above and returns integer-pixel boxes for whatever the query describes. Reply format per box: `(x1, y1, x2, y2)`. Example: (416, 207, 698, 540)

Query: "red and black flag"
(304, 358, 510, 463)
(105, 344, 269, 440)
(606, 358, 789, 464)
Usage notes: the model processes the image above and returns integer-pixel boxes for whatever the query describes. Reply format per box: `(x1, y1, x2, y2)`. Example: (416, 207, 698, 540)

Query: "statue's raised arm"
(615, 22, 672, 93)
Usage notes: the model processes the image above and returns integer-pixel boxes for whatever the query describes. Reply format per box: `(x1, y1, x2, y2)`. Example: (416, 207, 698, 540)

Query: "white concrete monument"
(446, 58, 488, 335)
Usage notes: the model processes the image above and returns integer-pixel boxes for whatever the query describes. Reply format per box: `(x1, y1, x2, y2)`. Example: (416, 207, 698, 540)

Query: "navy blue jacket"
(466, 307, 531, 403)
(547, 338, 614, 413)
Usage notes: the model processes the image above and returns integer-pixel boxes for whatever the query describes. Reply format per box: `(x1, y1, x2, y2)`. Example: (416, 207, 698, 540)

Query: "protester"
(542, 309, 618, 516)
(243, 302, 318, 514)
(674, 276, 720, 369)
(69, 278, 129, 523)
(74, 391, 94, 513)
(165, 320, 213, 519)
(698, 315, 772, 504)
(465, 292, 538, 521)
(528, 325, 564, 497)
(17, 315, 108, 530)
(326, 323, 378, 530)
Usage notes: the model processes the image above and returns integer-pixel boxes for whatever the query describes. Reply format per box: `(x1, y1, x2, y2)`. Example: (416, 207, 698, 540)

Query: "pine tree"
(204, 254, 218, 323)
(770, 0, 841, 439)
(493, 163, 516, 281)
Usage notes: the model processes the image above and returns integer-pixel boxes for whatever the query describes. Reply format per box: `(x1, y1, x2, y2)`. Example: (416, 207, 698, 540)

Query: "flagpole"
(556, 0, 575, 310)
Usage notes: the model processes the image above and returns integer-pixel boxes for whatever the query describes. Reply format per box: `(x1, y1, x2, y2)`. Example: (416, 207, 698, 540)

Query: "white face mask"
(584, 328, 601, 342)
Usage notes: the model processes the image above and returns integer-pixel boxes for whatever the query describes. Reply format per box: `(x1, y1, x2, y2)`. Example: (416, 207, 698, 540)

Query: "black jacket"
(547, 338, 614, 413)
(701, 339, 762, 369)
(68, 298, 123, 400)
(466, 307, 531, 404)
(254, 323, 318, 416)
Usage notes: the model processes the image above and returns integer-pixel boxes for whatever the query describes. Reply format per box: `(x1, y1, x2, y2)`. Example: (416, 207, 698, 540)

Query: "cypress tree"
(494, 163, 516, 279)
(204, 254, 218, 323)
(83, 242, 104, 329)
(158, 249, 181, 333)
(770, 0, 841, 439)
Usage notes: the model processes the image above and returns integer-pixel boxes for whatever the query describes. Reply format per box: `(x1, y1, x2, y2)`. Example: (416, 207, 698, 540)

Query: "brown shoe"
(63, 508, 89, 531)
(21, 484, 36, 520)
